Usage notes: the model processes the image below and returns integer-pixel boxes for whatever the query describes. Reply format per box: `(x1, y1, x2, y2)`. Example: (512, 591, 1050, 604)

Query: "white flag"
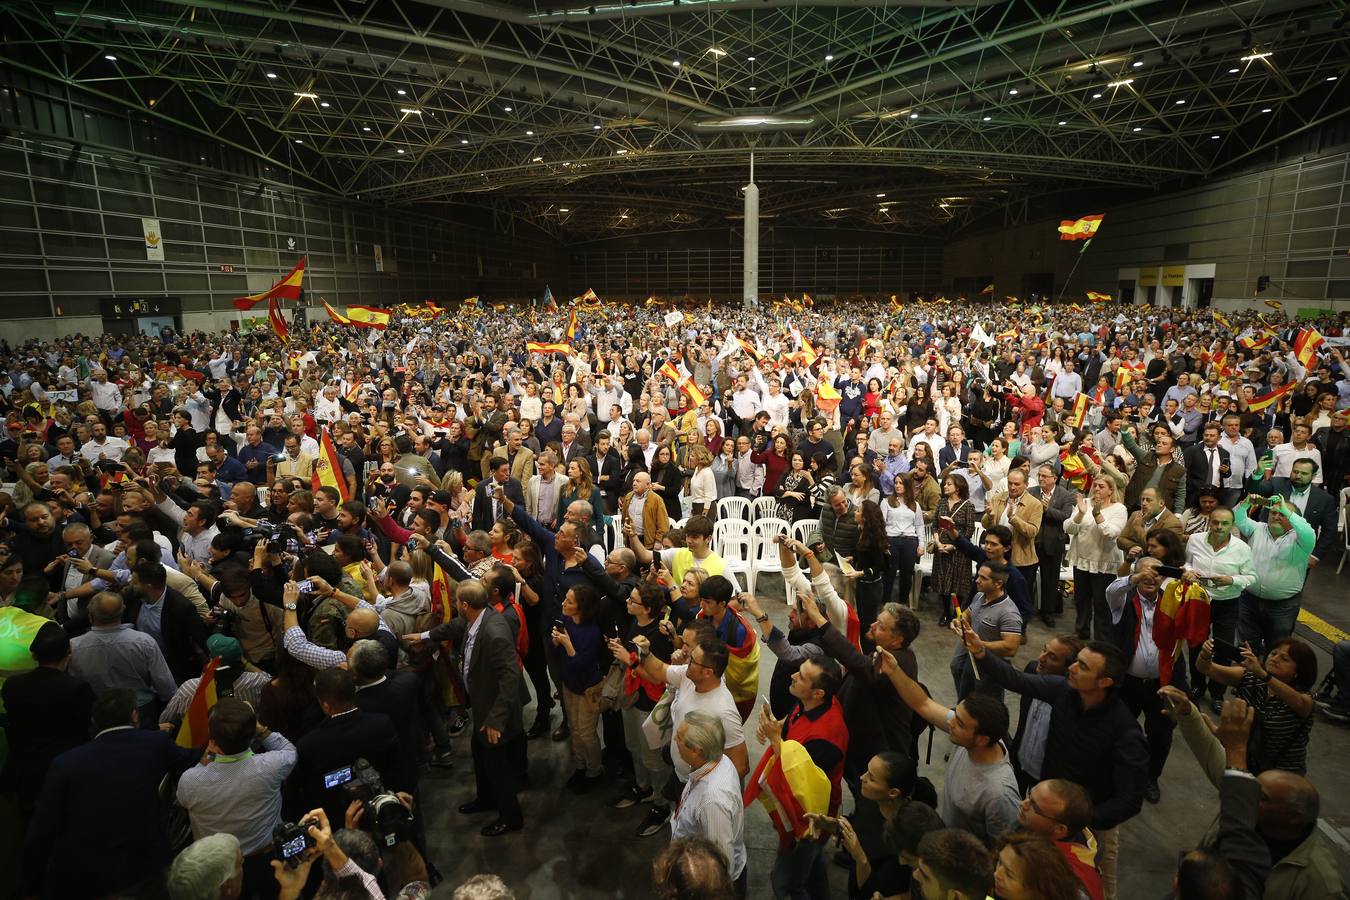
(969, 324, 995, 347)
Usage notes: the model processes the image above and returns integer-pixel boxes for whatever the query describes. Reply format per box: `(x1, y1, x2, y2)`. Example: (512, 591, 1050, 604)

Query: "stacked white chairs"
(716, 496, 751, 522)
(750, 496, 782, 522)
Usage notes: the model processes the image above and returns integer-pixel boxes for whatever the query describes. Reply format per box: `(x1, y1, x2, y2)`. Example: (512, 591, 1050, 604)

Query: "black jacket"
(471, 477, 525, 532)
(976, 652, 1148, 831)
(1183, 443, 1232, 507)
(125, 587, 209, 683)
(353, 671, 424, 791)
(294, 708, 401, 824)
(817, 623, 918, 769)
(429, 607, 523, 737)
(1, 665, 95, 809)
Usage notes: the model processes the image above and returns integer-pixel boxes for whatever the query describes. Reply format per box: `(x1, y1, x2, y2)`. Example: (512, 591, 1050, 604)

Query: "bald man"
(68, 592, 177, 726)
(279, 579, 399, 671)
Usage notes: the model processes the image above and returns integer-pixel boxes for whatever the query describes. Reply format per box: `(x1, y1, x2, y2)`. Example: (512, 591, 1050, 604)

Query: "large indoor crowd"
(0, 295, 1347, 900)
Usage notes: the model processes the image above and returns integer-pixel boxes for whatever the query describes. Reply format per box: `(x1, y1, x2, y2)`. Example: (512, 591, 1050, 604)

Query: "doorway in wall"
(1192, 278, 1214, 309)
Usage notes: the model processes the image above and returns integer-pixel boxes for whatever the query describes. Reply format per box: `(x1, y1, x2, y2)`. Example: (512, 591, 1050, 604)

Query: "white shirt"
(664, 665, 745, 782)
(761, 391, 790, 429)
(1184, 533, 1255, 602)
(1105, 576, 1161, 679)
(79, 436, 129, 463)
(1217, 434, 1257, 488)
(671, 756, 747, 879)
(1271, 442, 1322, 483)
(882, 500, 924, 540)
(90, 380, 123, 412)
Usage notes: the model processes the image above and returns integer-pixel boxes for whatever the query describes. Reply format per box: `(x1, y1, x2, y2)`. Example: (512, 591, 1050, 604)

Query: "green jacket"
(1174, 704, 1344, 900)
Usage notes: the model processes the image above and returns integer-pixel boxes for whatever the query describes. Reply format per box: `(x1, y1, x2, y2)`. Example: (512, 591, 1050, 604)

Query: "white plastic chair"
(719, 532, 754, 589)
(589, 543, 606, 563)
(751, 496, 782, 522)
(669, 518, 685, 532)
(748, 517, 790, 594)
(790, 518, 821, 547)
(605, 517, 622, 552)
(716, 496, 751, 522)
(712, 518, 751, 558)
(911, 554, 934, 610)
(1340, 504, 1350, 575)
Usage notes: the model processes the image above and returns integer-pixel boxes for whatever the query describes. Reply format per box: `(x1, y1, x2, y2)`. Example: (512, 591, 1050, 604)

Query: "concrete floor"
(423, 564, 1350, 898)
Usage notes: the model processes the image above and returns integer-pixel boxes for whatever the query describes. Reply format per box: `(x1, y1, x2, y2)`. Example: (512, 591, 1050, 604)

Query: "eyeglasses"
(1021, 789, 1062, 823)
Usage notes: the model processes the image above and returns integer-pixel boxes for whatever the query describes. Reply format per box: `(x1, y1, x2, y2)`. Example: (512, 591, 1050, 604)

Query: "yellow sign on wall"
(1162, 266, 1185, 287)
(1139, 267, 1159, 286)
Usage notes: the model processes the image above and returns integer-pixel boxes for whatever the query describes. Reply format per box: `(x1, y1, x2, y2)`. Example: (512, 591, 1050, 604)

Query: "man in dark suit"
(1, 623, 95, 815)
(349, 638, 428, 788)
(1183, 423, 1233, 510)
(588, 430, 624, 515)
(470, 456, 526, 533)
(1029, 467, 1079, 628)
(937, 424, 972, 472)
(294, 667, 401, 826)
(1313, 409, 1349, 499)
(1251, 457, 1340, 567)
(24, 689, 200, 899)
(125, 562, 208, 683)
(418, 580, 524, 837)
(1007, 634, 1083, 790)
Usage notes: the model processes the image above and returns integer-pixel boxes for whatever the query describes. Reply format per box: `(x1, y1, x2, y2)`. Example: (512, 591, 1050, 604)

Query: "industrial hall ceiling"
(1, 0, 1347, 241)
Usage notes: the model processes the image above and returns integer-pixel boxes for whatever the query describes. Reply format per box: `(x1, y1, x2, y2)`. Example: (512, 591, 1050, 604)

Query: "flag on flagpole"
(816, 377, 841, 414)
(1247, 382, 1296, 412)
(657, 360, 707, 406)
(1294, 328, 1325, 366)
(1065, 393, 1091, 430)
(323, 300, 352, 326)
(743, 741, 832, 843)
(1212, 310, 1233, 331)
(1069, 303, 1084, 314)
(890, 295, 902, 311)
(1085, 291, 1111, 303)
(313, 429, 351, 502)
(734, 336, 763, 363)
(232, 257, 306, 310)
(463, 296, 479, 307)
(980, 284, 995, 296)
(565, 307, 579, 341)
(266, 298, 288, 342)
(526, 341, 574, 355)
(1058, 214, 1105, 240)
(1237, 331, 1274, 352)
(176, 657, 222, 748)
(573, 288, 601, 305)
(543, 286, 557, 312)
(969, 324, 995, 348)
(1115, 360, 1144, 392)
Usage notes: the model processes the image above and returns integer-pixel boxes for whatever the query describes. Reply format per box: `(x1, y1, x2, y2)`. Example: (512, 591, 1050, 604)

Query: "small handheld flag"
(1085, 291, 1111, 303)
(1058, 214, 1105, 241)
(233, 257, 306, 311)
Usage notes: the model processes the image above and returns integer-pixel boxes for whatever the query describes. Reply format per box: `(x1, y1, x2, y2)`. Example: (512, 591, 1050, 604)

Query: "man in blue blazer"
(24, 689, 201, 899)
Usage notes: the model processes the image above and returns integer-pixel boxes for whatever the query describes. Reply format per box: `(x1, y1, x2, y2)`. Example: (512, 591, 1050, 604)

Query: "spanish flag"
(323, 300, 352, 326)
(312, 428, 351, 502)
(1263, 298, 1283, 311)
(1085, 291, 1111, 303)
(1293, 327, 1325, 366)
(1237, 331, 1274, 352)
(526, 341, 574, 355)
(347, 306, 391, 329)
(543, 286, 557, 312)
(232, 257, 306, 310)
(743, 740, 831, 844)
(463, 295, 479, 307)
(565, 307, 579, 340)
(1212, 310, 1233, 331)
(175, 657, 222, 748)
(1115, 359, 1144, 391)
(1247, 382, 1296, 412)
(890, 294, 902, 311)
(980, 283, 995, 296)
(1069, 303, 1084, 314)
(658, 360, 707, 407)
(573, 287, 601, 305)
(734, 336, 763, 363)
(1058, 214, 1105, 241)
(802, 292, 814, 308)
(1156, 581, 1212, 683)
(816, 377, 841, 415)
(1065, 392, 1091, 430)
(266, 298, 289, 342)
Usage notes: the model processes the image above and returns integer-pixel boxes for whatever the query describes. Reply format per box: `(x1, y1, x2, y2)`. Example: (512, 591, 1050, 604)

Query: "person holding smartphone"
(1181, 505, 1257, 713)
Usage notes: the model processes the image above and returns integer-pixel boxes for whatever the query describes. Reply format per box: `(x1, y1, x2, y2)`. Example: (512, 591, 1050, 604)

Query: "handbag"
(642, 688, 674, 750)
(598, 661, 638, 712)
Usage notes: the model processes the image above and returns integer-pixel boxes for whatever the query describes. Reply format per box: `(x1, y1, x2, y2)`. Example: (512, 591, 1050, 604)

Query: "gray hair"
(465, 530, 492, 555)
(323, 829, 380, 884)
(166, 832, 240, 900)
(62, 522, 91, 539)
(348, 639, 388, 680)
(568, 500, 593, 522)
(452, 874, 516, 900)
(609, 547, 636, 572)
(88, 591, 125, 626)
(679, 711, 725, 764)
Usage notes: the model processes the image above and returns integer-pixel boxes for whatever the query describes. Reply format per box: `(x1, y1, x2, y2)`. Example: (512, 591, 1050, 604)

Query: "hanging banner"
(374, 244, 385, 273)
(1162, 266, 1185, 287)
(143, 218, 164, 261)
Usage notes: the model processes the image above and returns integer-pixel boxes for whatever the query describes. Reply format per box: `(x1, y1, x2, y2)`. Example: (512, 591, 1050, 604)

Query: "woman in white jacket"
(1064, 477, 1127, 641)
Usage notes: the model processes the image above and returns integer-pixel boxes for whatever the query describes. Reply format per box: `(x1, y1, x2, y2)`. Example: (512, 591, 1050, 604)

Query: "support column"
(742, 153, 758, 311)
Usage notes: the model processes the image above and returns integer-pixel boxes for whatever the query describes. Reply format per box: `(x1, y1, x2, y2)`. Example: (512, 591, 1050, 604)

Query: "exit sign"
(219, 264, 235, 273)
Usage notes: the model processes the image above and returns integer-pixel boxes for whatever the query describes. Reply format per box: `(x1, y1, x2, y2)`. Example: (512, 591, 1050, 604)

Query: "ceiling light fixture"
(1092, 92, 1103, 98)
(504, 105, 513, 112)
(320, 101, 330, 108)
(396, 149, 405, 154)
(1211, 134, 1220, 139)
(1008, 88, 1019, 95)
(1229, 67, 1241, 73)
(526, 129, 534, 135)
(747, 56, 756, 62)
(293, 92, 318, 99)
(824, 54, 834, 61)
(1058, 120, 1067, 125)
(876, 193, 886, 198)
(362, 126, 371, 131)
(294, 138, 304, 143)
(1328, 76, 1339, 81)
(533, 156, 544, 162)
(982, 116, 991, 121)
(748, 86, 757, 92)
(1107, 79, 1133, 88)
(559, 207, 570, 212)
(265, 72, 277, 79)
(396, 88, 407, 95)
(672, 60, 681, 67)
(1261, 107, 1272, 113)
(1132, 60, 1144, 67)
(619, 213, 628, 218)
(1132, 126, 1142, 132)
(1240, 51, 1272, 61)
(399, 108, 422, 115)
(593, 123, 601, 129)
(909, 112, 918, 119)
(104, 54, 117, 61)
(616, 148, 629, 154)
(707, 47, 727, 57)
(460, 138, 469, 144)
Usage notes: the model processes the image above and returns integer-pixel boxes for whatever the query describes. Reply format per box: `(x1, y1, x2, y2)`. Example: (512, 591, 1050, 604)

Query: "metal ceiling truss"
(0, 0, 1346, 240)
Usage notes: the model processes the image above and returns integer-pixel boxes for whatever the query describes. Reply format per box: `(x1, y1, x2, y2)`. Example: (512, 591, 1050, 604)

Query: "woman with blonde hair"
(1065, 475, 1127, 640)
(561, 458, 606, 542)
(438, 470, 472, 522)
(686, 445, 717, 519)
